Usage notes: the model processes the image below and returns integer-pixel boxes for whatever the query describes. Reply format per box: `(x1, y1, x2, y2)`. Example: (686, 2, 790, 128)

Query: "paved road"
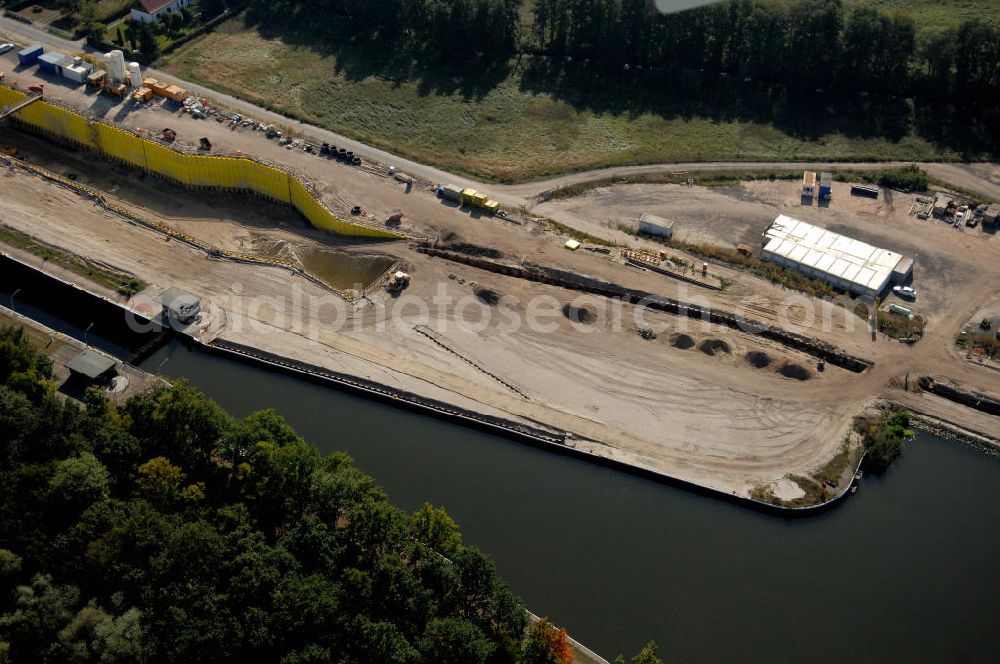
(3, 15, 999, 206)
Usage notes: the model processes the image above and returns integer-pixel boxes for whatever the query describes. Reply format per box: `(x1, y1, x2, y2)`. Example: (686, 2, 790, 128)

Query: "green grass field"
(839, 0, 999, 28)
(162, 19, 967, 182)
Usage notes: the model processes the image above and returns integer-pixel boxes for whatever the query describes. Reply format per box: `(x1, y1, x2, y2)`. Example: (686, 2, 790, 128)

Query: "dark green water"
(140, 341, 1000, 663)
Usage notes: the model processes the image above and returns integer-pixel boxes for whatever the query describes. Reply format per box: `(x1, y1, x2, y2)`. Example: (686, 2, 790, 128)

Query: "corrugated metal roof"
(761, 214, 908, 295)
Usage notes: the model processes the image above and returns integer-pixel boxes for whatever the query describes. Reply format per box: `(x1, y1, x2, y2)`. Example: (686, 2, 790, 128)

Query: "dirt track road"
(2, 16, 999, 205)
(2, 16, 998, 504)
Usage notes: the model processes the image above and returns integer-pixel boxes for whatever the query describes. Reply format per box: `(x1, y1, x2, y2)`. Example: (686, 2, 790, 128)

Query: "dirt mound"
(563, 303, 596, 324)
(671, 333, 695, 349)
(745, 351, 772, 368)
(778, 363, 812, 381)
(475, 288, 501, 306)
(699, 339, 731, 356)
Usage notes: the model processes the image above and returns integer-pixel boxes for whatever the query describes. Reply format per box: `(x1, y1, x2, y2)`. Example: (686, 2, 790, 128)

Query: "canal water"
(4, 259, 998, 661)
(140, 340, 1000, 663)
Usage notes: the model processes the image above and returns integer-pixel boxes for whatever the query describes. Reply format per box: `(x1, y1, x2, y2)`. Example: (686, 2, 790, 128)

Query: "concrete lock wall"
(0, 86, 399, 239)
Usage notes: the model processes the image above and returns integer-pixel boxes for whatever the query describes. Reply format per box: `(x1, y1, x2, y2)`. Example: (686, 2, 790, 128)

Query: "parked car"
(0, 43, 15, 55)
(893, 285, 917, 299)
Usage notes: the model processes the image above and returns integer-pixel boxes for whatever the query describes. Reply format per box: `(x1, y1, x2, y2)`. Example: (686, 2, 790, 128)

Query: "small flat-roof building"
(157, 287, 201, 326)
(984, 204, 1000, 225)
(802, 171, 817, 198)
(61, 57, 93, 84)
(66, 349, 118, 382)
(38, 51, 73, 76)
(638, 212, 675, 239)
(761, 214, 911, 298)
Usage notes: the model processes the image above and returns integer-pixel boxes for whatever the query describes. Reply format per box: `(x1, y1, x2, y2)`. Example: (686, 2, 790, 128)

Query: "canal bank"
(139, 339, 1000, 664)
(4, 254, 1000, 661)
(0, 249, 861, 514)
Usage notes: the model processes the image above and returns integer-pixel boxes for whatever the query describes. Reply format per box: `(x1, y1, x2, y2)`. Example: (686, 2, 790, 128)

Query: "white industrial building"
(638, 212, 675, 239)
(761, 215, 912, 298)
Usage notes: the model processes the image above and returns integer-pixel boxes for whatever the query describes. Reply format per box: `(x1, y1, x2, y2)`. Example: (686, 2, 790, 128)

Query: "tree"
(0, 346, 539, 663)
(410, 503, 463, 556)
(0, 549, 22, 579)
(953, 20, 1000, 98)
(134, 21, 160, 61)
(614, 641, 664, 664)
(56, 0, 84, 15)
(197, 0, 228, 20)
(135, 456, 185, 507)
(522, 618, 573, 664)
(0, 575, 81, 662)
(56, 602, 148, 664)
(49, 452, 110, 511)
(416, 617, 494, 664)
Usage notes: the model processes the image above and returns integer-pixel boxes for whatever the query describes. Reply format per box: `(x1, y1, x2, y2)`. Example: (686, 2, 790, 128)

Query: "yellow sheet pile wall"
(0, 86, 398, 238)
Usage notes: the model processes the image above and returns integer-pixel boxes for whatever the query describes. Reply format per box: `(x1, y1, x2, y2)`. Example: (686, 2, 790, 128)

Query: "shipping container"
(460, 188, 479, 205)
(163, 85, 188, 101)
(17, 44, 43, 66)
(439, 184, 462, 202)
(819, 171, 832, 199)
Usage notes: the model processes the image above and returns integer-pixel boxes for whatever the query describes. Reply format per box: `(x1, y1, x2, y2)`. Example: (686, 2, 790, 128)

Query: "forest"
(241, 0, 999, 101)
(227, 0, 998, 161)
(0, 326, 659, 663)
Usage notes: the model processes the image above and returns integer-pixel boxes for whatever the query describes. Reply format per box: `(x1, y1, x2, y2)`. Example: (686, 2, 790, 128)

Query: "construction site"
(2, 42, 999, 508)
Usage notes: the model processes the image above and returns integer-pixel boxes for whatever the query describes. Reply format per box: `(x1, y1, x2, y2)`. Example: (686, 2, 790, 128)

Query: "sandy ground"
(537, 179, 998, 330)
(1, 57, 998, 501)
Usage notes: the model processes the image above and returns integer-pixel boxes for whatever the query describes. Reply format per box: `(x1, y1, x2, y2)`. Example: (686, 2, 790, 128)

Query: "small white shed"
(638, 213, 675, 239)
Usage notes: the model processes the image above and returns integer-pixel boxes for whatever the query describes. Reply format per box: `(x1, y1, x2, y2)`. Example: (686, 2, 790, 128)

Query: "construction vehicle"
(84, 70, 128, 99)
(386, 271, 411, 293)
(104, 82, 128, 99)
(453, 187, 501, 215)
(87, 69, 107, 89)
(28, 84, 44, 95)
(386, 210, 403, 225)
